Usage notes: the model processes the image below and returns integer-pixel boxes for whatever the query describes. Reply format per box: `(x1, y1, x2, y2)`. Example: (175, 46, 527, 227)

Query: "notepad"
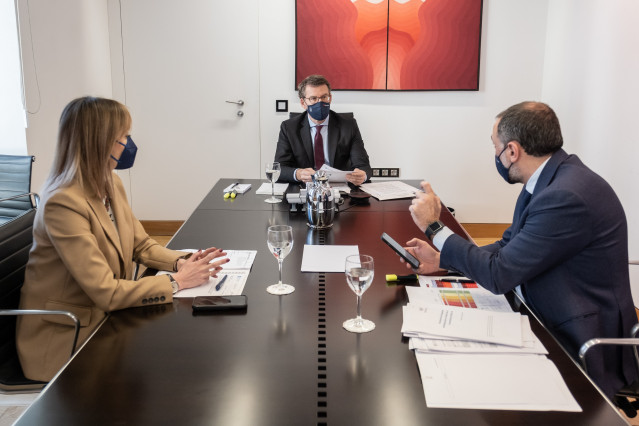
(223, 183, 252, 194)
(256, 182, 288, 195)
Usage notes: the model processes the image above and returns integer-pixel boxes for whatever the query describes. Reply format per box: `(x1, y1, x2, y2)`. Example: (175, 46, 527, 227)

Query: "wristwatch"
(425, 220, 445, 241)
(168, 274, 179, 294)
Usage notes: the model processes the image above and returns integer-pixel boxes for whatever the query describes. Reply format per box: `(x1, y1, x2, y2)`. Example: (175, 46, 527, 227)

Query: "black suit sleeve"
(274, 120, 300, 183)
(329, 118, 373, 180)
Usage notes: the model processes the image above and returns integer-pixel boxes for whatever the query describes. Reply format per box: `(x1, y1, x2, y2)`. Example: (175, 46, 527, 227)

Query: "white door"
(111, 0, 260, 219)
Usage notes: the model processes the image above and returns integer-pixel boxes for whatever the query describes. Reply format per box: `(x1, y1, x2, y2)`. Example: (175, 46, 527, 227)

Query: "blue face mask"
(495, 145, 514, 184)
(111, 136, 138, 170)
(307, 101, 330, 121)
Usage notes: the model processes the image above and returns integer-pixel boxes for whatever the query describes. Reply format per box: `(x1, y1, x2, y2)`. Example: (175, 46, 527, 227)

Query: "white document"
(172, 270, 249, 297)
(409, 316, 548, 355)
(359, 181, 420, 200)
(256, 182, 288, 195)
(319, 164, 349, 182)
(406, 284, 514, 313)
(416, 353, 581, 411)
(158, 249, 256, 297)
(401, 304, 523, 347)
(301, 245, 359, 272)
(222, 183, 252, 194)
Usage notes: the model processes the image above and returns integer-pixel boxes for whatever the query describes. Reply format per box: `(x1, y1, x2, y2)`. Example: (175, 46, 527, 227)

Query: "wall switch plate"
(276, 100, 288, 112)
(371, 168, 399, 178)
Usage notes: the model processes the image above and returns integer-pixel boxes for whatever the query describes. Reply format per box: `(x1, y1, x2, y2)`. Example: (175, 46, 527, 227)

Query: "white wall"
(15, 0, 639, 261)
(259, 0, 550, 224)
(0, 0, 27, 154)
(542, 0, 639, 260)
(18, 0, 113, 192)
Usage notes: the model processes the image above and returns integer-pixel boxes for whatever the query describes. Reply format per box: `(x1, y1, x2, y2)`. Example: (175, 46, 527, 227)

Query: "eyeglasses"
(303, 94, 331, 104)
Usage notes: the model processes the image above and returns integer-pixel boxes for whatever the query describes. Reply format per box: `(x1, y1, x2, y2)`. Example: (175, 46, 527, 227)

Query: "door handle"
(225, 100, 245, 106)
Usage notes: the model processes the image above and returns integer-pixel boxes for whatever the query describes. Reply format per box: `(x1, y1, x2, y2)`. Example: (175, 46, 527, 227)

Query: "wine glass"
(267, 225, 295, 295)
(343, 254, 375, 333)
(265, 162, 281, 203)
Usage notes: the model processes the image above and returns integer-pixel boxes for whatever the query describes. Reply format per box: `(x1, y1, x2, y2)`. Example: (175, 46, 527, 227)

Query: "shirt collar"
(307, 113, 329, 128)
(525, 157, 551, 194)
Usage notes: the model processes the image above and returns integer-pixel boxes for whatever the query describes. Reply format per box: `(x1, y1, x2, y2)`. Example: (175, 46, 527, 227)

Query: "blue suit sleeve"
(440, 189, 592, 294)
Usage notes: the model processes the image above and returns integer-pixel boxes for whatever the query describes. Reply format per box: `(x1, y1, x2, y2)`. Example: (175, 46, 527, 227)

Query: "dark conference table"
(17, 179, 626, 425)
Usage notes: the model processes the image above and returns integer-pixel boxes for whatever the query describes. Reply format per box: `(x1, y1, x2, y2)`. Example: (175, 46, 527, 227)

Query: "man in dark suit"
(274, 75, 372, 184)
(405, 101, 637, 399)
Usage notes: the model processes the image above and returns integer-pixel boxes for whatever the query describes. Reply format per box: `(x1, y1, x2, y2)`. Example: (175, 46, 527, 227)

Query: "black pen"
(439, 278, 475, 283)
(215, 275, 228, 291)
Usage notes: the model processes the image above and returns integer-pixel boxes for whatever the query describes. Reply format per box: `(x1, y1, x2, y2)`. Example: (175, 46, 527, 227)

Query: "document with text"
(409, 315, 548, 355)
(416, 353, 581, 411)
(158, 249, 256, 297)
(401, 304, 523, 347)
(358, 181, 419, 200)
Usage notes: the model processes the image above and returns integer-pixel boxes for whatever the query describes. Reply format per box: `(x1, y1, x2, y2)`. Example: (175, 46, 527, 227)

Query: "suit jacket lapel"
(327, 112, 339, 166)
(535, 148, 568, 192)
(86, 195, 125, 266)
(110, 191, 134, 277)
(512, 149, 569, 234)
(299, 116, 314, 165)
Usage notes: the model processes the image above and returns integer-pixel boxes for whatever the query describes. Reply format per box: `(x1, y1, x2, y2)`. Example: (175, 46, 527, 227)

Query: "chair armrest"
(579, 337, 639, 373)
(0, 309, 80, 357)
(0, 192, 40, 208)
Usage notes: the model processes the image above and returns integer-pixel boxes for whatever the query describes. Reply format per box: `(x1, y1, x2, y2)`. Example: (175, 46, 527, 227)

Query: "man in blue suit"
(406, 101, 637, 399)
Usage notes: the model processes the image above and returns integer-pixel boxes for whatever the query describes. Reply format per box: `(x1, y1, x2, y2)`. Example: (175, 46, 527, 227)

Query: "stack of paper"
(359, 181, 419, 200)
(256, 182, 288, 195)
(402, 278, 580, 412)
(402, 304, 524, 347)
(416, 353, 581, 411)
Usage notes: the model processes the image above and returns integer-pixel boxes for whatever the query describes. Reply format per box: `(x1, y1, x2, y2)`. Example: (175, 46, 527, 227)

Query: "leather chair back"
(0, 209, 44, 389)
(0, 155, 36, 223)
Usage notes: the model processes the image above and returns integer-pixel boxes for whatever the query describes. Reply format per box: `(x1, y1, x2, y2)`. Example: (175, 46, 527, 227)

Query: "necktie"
(314, 125, 325, 169)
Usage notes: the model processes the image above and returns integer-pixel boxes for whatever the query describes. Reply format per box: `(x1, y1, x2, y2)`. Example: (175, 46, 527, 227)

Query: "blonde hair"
(43, 97, 132, 198)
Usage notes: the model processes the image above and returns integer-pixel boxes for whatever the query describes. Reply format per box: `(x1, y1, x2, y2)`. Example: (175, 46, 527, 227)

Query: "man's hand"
(296, 168, 316, 183)
(346, 168, 366, 186)
(402, 238, 442, 275)
(409, 181, 441, 232)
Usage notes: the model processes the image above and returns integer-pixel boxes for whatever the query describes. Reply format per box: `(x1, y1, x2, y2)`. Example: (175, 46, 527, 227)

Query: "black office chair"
(0, 208, 80, 392)
(289, 111, 354, 120)
(0, 155, 39, 225)
(579, 323, 639, 417)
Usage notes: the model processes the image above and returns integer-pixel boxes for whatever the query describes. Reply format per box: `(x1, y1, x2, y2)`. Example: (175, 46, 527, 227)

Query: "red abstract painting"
(295, 0, 483, 91)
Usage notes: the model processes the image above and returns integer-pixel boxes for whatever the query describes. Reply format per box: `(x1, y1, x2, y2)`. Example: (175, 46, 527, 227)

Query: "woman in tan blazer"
(16, 97, 228, 381)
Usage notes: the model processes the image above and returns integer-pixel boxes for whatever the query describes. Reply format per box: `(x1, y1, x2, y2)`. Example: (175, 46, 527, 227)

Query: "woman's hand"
(173, 248, 229, 290)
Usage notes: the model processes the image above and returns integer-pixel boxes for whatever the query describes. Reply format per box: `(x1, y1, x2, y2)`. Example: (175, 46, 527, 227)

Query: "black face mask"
(307, 101, 330, 121)
(111, 136, 138, 170)
(495, 145, 514, 184)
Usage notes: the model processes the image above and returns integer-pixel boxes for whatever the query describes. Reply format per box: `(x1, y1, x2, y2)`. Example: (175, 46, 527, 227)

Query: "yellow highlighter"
(386, 274, 418, 283)
(224, 182, 239, 199)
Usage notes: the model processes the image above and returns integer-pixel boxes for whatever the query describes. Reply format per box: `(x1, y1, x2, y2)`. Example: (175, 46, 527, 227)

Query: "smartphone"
(381, 232, 420, 269)
(192, 295, 247, 312)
